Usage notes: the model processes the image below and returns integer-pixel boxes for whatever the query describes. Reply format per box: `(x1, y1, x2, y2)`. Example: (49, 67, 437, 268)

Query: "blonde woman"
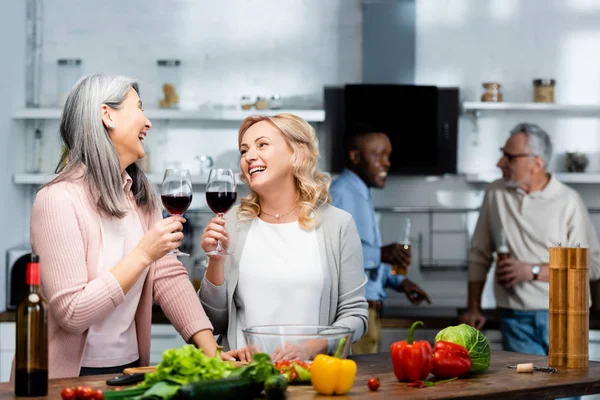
(199, 113, 368, 361)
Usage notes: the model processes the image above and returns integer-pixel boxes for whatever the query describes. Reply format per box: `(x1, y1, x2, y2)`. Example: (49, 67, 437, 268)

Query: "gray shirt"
(199, 203, 369, 350)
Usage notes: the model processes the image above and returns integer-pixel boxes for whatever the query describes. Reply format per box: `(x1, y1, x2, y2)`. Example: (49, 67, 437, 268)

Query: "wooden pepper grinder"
(566, 244, 589, 369)
(549, 243, 568, 368)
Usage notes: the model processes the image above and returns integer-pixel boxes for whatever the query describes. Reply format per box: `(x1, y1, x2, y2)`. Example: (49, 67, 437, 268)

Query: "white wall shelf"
(462, 102, 600, 114)
(12, 108, 326, 122)
(13, 172, 244, 185)
(462, 101, 600, 139)
(466, 172, 600, 184)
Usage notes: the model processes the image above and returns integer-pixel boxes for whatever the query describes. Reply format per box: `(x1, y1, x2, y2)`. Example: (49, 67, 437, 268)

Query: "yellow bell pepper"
(311, 337, 357, 395)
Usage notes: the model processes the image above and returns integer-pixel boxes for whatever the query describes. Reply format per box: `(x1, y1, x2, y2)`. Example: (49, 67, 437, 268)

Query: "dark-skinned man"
(330, 126, 431, 355)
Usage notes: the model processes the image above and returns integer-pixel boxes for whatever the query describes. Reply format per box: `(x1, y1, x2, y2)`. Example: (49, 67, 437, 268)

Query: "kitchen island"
(1, 351, 599, 399)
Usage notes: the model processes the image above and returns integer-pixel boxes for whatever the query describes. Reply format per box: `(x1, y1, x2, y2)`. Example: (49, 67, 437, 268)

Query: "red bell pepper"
(431, 340, 472, 379)
(390, 321, 433, 382)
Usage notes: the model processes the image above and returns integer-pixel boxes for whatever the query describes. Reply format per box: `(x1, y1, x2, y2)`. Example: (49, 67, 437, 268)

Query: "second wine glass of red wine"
(205, 168, 237, 256)
(161, 168, 193, 256)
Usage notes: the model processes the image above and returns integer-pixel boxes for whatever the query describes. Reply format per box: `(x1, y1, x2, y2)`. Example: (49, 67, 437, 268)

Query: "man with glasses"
(461, 123, 600, 358)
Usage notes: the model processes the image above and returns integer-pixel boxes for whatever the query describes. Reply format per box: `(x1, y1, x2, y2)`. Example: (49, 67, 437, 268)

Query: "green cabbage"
(435, 324, 491, 373)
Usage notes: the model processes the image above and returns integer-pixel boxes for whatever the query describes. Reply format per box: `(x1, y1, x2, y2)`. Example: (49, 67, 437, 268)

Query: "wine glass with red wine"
(205, 168, 237, 256)
(161, 168, 193, 256)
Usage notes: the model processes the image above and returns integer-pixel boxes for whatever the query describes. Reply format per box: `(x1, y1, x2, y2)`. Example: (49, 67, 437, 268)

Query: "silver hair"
(46, 73, 157, 218)
(510, 123, 553, 167)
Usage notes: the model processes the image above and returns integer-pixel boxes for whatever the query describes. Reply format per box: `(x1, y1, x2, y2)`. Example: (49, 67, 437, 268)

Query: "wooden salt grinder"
(549, 245, 568, 368)
(566, 245, 589, 369)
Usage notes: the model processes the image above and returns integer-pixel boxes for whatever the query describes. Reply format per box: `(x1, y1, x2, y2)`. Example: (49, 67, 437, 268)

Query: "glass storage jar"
(269, 94, 282, 109)
(533, 79, 555, 103)
(240, 96, 253, 110)
(255, 96, 269, 110)
(157, 59, 181, 108)
(57, 59, 82, 107)
(481, 82, 503, 102)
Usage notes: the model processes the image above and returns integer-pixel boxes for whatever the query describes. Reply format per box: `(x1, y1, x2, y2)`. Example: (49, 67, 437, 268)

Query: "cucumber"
(264, 374, 288, 400)
(175, 376, 263, 400)
(102, 386, 148, 399)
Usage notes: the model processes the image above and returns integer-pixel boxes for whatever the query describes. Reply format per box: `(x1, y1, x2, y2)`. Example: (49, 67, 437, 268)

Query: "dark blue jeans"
(500, 309, 580, 400)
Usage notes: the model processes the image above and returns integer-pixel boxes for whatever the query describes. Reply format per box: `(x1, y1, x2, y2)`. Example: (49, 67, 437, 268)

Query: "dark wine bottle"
(15, 254, 48, 397)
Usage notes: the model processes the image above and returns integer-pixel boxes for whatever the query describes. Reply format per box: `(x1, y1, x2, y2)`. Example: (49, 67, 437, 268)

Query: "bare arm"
(467, 281, 485, 311)
(461, 281, 487, 329)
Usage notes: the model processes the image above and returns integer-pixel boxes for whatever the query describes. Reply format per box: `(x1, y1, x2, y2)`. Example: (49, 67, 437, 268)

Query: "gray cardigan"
(199, 203, 369, 350)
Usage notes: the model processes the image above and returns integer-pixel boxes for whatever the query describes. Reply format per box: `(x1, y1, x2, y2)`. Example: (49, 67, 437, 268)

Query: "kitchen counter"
(3, 306, 600, 330)
(0, 351, 599, 399)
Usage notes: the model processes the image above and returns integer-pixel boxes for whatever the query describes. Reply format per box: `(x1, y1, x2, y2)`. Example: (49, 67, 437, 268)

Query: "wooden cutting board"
(123, 361, 248, 375)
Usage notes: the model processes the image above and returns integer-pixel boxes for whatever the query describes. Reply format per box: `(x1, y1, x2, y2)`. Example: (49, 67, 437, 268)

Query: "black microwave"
(323, 84, 459, 176)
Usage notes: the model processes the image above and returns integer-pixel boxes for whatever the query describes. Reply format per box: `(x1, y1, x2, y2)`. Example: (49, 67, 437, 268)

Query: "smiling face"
(101, 88, 151, 171)
(239, 120, 295, 194)
(349, 132, 392, 189)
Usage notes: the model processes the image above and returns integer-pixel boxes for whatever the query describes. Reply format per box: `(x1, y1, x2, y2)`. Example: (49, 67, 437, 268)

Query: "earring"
(108, 122, 115, 130)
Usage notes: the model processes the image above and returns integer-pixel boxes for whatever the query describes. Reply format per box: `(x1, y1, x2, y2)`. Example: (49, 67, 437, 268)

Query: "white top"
(81, 176, 148, 367)
(235, 218, 323, 349)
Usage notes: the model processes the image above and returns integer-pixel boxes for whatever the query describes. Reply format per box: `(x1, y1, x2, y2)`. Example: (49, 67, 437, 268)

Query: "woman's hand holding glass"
(205, 168, 237, 256)
(135, 215, 186, 264)
(161, 168, 193, 256)
(201, 216, 230, 259)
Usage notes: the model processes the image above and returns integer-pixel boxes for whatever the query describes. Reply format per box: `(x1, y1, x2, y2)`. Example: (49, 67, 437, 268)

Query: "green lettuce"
(435, 324, 491, 373)
(140, 344, 236, 388)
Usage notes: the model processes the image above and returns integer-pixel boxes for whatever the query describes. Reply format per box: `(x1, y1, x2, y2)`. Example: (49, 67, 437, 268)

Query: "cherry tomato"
(80, 386, 94, 400)
(368, 377, 380, 391)
(92, 389, 104, 400)
(61, 387, 75, 400)
(74, 386, 85, 399)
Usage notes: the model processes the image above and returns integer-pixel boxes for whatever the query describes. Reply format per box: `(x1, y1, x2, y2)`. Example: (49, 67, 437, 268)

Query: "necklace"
(261, 205, 298, 219)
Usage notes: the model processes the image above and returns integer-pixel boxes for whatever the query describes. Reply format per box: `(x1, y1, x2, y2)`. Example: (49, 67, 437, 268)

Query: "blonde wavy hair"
(237, 113, 331, 229)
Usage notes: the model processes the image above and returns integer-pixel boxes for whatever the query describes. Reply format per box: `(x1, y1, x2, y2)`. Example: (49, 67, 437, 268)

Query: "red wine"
(162, 194, 192, 215)
(15, 254, 48, 397)
(206, 191, 237, 214)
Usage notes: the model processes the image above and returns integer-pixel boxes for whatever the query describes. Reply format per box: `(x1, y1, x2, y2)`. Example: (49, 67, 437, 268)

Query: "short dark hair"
(344, 123, 387, 165)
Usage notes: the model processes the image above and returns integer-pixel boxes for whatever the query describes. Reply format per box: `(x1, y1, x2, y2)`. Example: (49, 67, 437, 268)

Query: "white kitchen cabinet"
(0, 322, 16, 383)
(149, 324, 186, 366)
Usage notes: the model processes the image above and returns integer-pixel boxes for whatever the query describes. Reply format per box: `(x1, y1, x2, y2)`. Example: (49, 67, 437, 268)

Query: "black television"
(323, 84, 459, 175)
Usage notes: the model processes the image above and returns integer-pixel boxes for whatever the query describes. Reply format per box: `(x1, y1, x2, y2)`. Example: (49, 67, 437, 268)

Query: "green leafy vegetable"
(241, 353, 280, 384)
(435, 324, 491, 373)
(140, 345, 236, 388)
(135, 381, 180, 399)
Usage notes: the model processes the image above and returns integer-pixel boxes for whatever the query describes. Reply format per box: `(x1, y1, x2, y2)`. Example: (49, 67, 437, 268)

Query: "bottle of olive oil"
(15, 254, 48, 397)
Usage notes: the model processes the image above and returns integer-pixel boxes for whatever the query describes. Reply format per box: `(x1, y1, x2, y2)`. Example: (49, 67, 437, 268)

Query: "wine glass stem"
(216, 213, 225, 252)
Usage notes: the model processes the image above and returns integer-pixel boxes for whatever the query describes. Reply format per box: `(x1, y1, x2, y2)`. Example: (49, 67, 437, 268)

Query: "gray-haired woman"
(23, 74, 227, 379)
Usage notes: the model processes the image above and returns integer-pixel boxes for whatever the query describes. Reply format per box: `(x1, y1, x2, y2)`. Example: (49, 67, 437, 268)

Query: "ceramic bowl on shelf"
(242, 325, 354, 362)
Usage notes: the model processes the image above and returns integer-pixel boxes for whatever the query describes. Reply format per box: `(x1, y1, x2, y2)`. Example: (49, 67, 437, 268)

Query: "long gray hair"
(47, 73, 158, 218)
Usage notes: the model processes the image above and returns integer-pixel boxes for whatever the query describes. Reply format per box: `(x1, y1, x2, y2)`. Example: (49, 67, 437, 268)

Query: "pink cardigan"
(25, 178, 212, 378)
